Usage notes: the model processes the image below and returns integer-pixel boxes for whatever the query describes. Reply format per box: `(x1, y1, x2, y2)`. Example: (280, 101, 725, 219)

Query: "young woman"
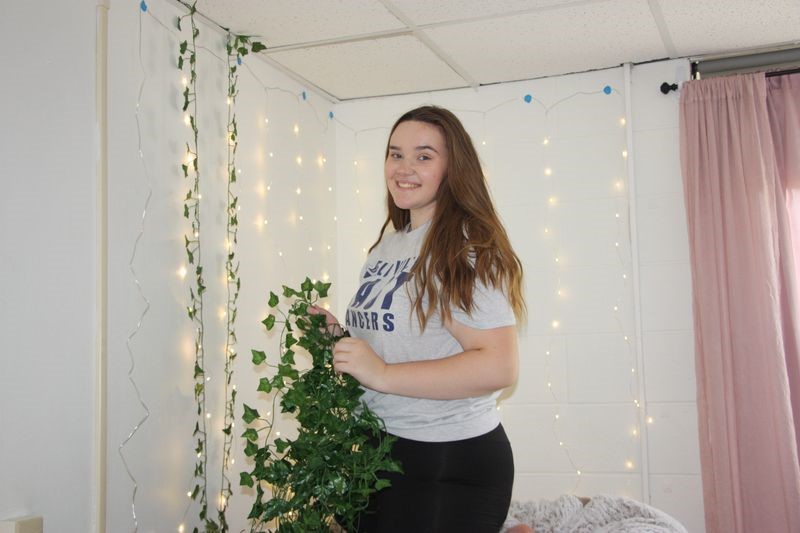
(316, 106, 525, 533)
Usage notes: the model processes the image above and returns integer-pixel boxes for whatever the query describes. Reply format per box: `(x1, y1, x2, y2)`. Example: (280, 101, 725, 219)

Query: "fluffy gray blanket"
(501, 495, 688, 533)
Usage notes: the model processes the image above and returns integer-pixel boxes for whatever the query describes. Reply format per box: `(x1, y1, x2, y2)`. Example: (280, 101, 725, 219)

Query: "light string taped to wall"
(118, 3, 155, 530)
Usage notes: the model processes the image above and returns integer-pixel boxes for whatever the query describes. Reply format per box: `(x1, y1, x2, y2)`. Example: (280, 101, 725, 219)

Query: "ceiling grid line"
(378, 0, 478, 89)
(646, 0, 678, 58)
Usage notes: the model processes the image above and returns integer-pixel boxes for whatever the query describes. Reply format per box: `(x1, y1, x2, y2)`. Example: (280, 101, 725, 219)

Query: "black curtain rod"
(766, 67, 800, 77)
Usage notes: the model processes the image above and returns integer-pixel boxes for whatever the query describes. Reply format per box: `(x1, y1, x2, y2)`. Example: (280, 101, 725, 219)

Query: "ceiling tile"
(195, 0, 406, 47)
(658, 0, 800, 57)
(389, 0, 585, 25)
(423, 0, 668, 84)
(269, 35, 469, 100)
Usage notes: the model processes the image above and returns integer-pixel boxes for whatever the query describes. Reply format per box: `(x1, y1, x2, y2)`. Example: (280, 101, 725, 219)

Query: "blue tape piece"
(328, 111, 334, 119)
(237, 56, 242, 66)
(524, 94, 532, 103)
(140, 0, 147, 12)
(603, 85, 612, 94)
(302, 91, 307, 100)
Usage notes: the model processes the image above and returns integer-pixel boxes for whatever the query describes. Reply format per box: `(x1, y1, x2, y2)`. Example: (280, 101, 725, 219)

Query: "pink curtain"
(679, 72, 800, 533)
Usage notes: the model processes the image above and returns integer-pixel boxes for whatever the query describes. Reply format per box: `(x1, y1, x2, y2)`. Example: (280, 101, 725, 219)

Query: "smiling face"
(384, 120, 449, 229)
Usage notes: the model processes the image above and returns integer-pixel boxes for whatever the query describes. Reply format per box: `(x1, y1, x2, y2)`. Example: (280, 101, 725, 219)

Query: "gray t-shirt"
(345, 221, 516, 442)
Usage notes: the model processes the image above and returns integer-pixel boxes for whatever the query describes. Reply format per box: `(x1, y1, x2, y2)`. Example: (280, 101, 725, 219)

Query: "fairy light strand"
(118, 6, 153, 530)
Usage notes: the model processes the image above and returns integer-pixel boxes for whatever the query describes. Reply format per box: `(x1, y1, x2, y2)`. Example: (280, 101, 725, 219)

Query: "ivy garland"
(176, 2, 213, 531)
(241, 279, 400, 532)
(218, 31, 266, 531)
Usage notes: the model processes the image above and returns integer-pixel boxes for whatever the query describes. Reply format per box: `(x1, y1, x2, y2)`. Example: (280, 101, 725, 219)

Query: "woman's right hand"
(308, 305, 344, 337)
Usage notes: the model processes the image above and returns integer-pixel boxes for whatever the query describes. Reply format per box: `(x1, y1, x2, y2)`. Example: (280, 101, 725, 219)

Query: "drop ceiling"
(191, 0, 800, 101)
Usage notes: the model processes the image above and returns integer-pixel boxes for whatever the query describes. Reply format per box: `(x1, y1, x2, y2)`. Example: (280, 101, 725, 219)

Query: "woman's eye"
(389, 153, 402, 159)
(418, 154, 430, 161)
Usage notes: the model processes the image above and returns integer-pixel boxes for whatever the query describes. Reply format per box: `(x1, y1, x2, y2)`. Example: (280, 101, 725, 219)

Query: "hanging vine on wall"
(217, 31, 266, 531)
(177, 2, 216, 530)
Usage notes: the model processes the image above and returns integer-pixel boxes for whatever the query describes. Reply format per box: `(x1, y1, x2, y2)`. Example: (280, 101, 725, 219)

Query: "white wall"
(106, 0, 337, 530)
(333, 59, 702, 531)
(0, 0, 98, 531)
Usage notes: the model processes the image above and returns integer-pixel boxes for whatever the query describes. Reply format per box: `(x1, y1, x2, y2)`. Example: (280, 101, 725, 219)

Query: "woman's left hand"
(333, 337, 388, 392)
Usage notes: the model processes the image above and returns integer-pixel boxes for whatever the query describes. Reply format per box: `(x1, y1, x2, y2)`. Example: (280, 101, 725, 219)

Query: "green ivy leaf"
(180, 41, 188, 54)
(251, 41, 267, 53)
(285, 334, 297, 349)
(257, 377, 272, 394)
(262, 314, 275, 330)
(268, 292, 279, 308)
(242, 404, 260, 424)
(251, 349, 266, 365)
(239, 472, 254, 487)
(241, 428, 258, 442)
(301, 277, 313, 293)
(244, 440, 258, 457)
(274, 438, 289, 453)
(314, 280, 332, 298)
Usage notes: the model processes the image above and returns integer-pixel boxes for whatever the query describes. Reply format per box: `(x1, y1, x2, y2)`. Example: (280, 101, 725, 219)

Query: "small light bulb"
(187, 492, 192, 498)
(354, 160, 358, 166)
(327, 245, 332, 250)
(181, 77, 188, 86)
(226, 97, 232, 106)
(543, 137, 550, 145)
(613, 305, 619, 311)
(615, 213, 621, 218)
(183, 114, 190, 126)
(619, 117, 626, 126)
(178, 266, 187, 279)
(577, 470, 582, 476)
(625, 460, 634, 469)
(328, 186, 333, 191)
(333, 216, 338, 222)
(358, 218, 363, 223)
(631, 367, 636, 373)
(622, 149, 628, 158)
(278, 251, 283, 257)
(554, 414, 560, 420)
(179, 524, 185, 533)
(544, 227, 550, 234)
(548, 196, 557, 206)
(308, 246, 313, 252)
(481, 140, 486, 146)
(206, 412, 211, 419)
(293, 124, 299, 135)
(551, 320, 560, 329)
(263, 219, 268, 225)
(547, 381, 552, 387)
(362, 247, 367, 253)
(298, 215, 304, 221)
(296, 156, 302, 165)
(632, 428, 639, 436)
(296, 187, 302, 195)
(276, 431, 281, 436)
(559, 441, 564, 446)
(269, 152, 274, 158)
(264, 118, 269, 124)
(647, 416, 654, 424)
(544, 167, 552, 176)
(356, 189, 360, 194)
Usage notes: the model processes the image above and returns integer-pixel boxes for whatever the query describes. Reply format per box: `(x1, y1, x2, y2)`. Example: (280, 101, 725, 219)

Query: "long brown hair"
(371, 106, 526, 329)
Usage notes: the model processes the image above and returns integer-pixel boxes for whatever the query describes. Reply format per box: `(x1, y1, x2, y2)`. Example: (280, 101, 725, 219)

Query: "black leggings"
(355, 423, 514, 533)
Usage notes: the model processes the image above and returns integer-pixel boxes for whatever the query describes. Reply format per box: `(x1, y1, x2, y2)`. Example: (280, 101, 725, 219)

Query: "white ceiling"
(193, 0, 800, 101)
